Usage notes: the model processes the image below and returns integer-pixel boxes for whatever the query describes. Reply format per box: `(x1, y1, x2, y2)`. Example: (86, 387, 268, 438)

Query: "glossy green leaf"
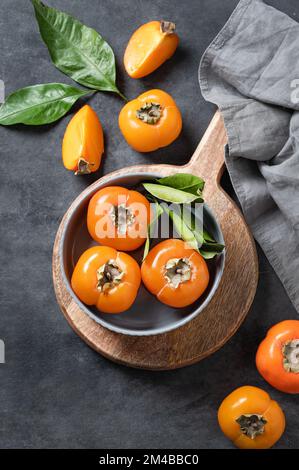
(179, 205, 205, 246)
(164, 206, 199, 251)
(157, 173, 205, 196)
(142, 202, 163, 261)
(199, 236, 225, 259)
(190, 218, 224, 258)
(201, 241, 225, 252)
(143, 183, 203, 204)
(203, 229, 216, 243)
(175, 205, 225, 258)
(198, 249, 220, 259)
(31, 0, 125, 98)
(193, 229, 205, 246)
(0, 83, 89, 125)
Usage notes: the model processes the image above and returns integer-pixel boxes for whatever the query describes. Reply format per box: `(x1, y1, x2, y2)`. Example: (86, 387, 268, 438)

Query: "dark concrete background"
(0, 0, 298, 449)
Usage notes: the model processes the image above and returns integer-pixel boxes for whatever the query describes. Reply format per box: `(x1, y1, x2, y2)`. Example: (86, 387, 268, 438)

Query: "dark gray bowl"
(59, 172, 225, 336)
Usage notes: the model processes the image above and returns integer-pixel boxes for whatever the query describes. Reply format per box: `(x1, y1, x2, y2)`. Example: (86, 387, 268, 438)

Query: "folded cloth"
(199, 0, 299, 312)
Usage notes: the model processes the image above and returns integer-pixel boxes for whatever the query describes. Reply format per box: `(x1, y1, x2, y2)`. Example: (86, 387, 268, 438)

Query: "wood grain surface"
(52, 112, 259, 370)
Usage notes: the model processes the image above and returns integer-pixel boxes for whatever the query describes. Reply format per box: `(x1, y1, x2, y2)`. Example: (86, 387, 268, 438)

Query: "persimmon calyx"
(110, 203, 135, 235)
(96, 260, 124, 292)
(75, 158, 94, 175)
(236, 414, 267, 440)
(283, 339, 299, 373)
(136, 102, 163, 125)
(160, 21, 176, 35)
(164, 257, 191, 288)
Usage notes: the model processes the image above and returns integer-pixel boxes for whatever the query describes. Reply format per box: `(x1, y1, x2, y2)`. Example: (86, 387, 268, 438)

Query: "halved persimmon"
(141, 239, 209, 308)
(62, 105, 104, 175)
(124, 21, 179, 79)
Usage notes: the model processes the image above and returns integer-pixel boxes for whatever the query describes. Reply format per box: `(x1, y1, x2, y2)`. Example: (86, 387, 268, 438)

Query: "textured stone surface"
(0, 0, 298, 449)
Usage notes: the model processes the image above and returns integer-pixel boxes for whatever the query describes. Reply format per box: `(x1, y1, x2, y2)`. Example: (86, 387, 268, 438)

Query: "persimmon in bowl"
(59, 173, 225, 336)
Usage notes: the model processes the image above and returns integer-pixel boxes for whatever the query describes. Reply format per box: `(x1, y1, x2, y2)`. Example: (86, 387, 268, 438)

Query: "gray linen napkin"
(199, 0, 299, 312)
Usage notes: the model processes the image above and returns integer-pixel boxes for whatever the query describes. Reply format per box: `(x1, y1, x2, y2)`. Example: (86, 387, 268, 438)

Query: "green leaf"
(180, 206, 205, 245)
(0, 83, 90, 125)
(203, 229, 217, 243)
(199, 250, 220, 259)
(164, 206, 199, 251)
(199, 233, 225, 259)
(142, 202, 163, 261)
(193, 222, 224, 258)
(31, 0, 124, 98)
(202, 227, 225, 253)
(199, 243, 225, 259)
(143, 183, 203, 204)
(193, 229, 205, 246)
(141, 175, 224, 259)
(175, 205, 225, 258)
(157, 173, 205, 196)
(201, 241, 225, 252)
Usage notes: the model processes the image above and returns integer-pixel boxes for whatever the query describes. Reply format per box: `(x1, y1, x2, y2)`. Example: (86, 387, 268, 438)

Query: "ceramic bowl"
(59, 172, 225, 336)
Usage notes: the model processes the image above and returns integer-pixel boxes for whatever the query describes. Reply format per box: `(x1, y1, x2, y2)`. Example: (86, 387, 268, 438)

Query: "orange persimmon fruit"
(119, 89, 182, 152)
(218, 386, 285, 449)
(62, 105, 104, 175)
(87, 186, 151, 252)
(124, 20, 179, 79)
(141, 239, 209, 308)
(256, 320, 299, 394)
(71, 246, 141, 314)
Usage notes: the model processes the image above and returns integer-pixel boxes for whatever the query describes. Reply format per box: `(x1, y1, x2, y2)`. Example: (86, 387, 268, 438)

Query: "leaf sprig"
(142, 174, 225, 260)
(31, 0, 125, 98)
(0, 83, 91, 126)
(0, 0, 125, 126)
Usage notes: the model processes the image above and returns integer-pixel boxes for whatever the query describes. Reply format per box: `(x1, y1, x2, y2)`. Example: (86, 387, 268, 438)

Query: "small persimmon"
(124, 20, 179, 79)
(119, 89, 182, 152)
(62, 105, 104, 175)
(141, 239, 209, 308)
(87, 186, 151, 252)
(218, 386, 285, 449)
(71, 246, 141, 314)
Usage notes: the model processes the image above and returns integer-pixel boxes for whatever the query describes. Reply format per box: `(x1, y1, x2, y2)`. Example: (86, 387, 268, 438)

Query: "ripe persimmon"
(87, 186, 151, 251)
(256, 320, 299, 394)
(119, 89, 182, 152)
(218, 386, 285, 449)
(71, 246, 141, 314)
(141, 239, 209, 308)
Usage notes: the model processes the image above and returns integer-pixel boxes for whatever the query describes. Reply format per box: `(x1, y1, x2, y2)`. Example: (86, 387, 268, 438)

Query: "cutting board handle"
(185, 111, 227, 184)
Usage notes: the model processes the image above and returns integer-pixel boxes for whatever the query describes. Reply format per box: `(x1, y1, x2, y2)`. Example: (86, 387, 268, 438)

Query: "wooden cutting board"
(52, 112, 258, 370)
